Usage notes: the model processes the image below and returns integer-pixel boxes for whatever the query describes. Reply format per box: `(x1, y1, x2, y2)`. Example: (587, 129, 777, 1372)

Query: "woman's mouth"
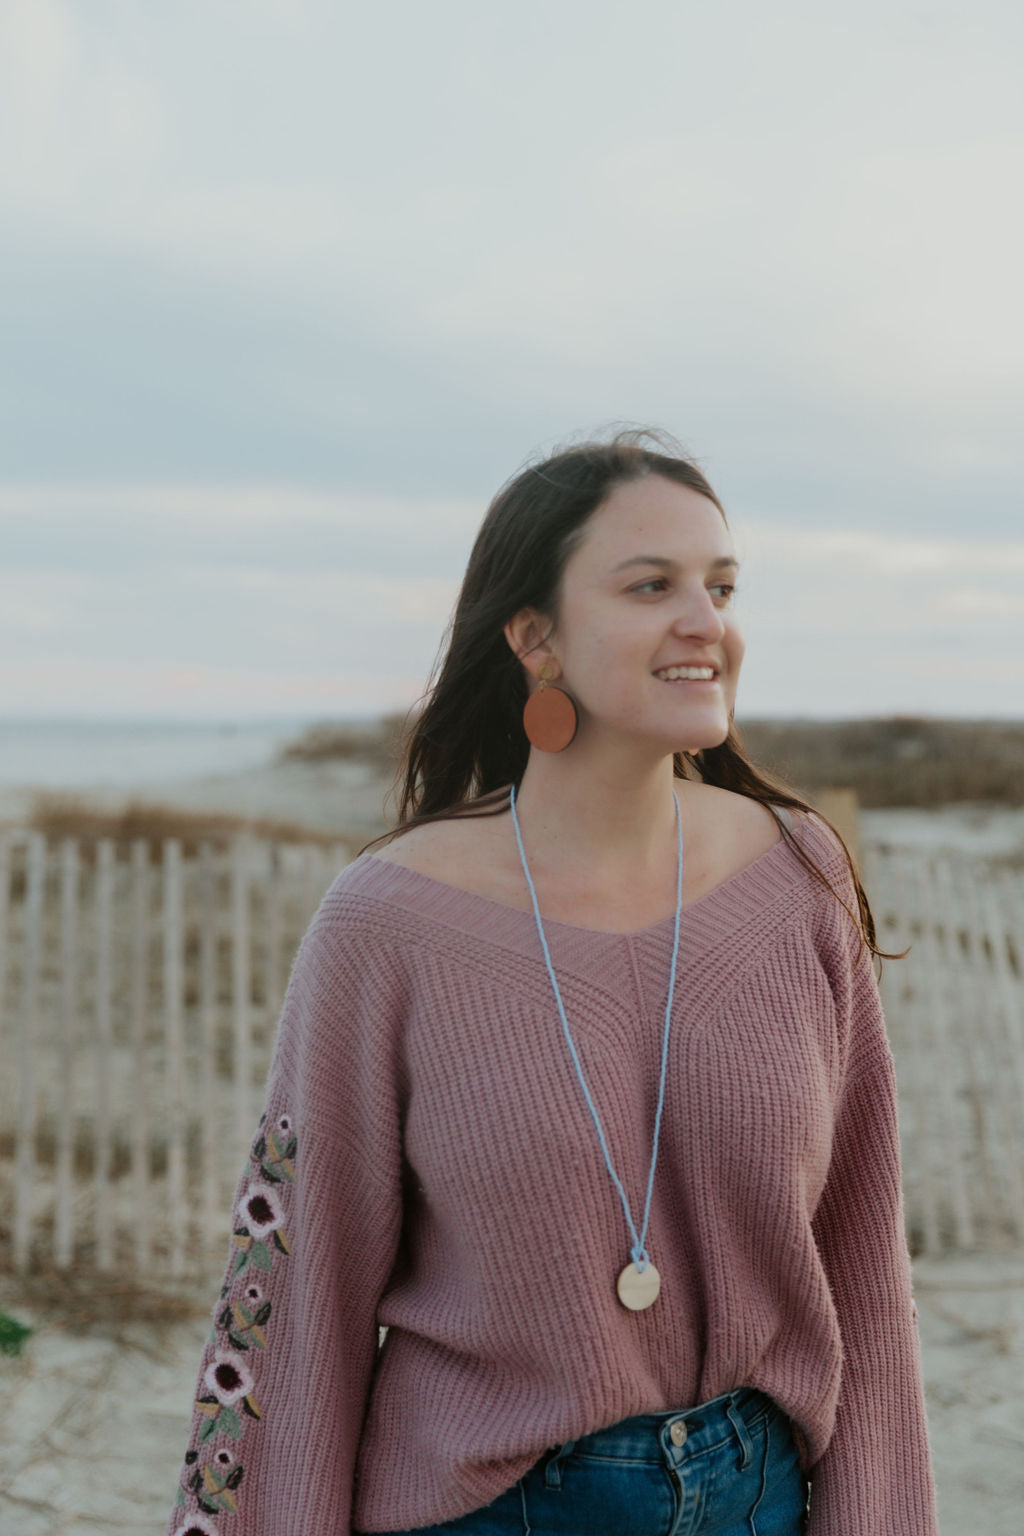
(653, 666, 719, 685)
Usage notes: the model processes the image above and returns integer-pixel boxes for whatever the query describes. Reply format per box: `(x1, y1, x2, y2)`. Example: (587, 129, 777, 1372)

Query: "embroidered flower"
(243, 1283, 263, 1305)
(213, 1449, 234, 1468)
(195, 1357, 261, 1442)
(173, 1515, 221, 1536)
(203, 1349, 254, 1408)
(232, 1178, 291, 1276)
(277, 1114, 292, 1135)
(241, 1181, 283, 1239)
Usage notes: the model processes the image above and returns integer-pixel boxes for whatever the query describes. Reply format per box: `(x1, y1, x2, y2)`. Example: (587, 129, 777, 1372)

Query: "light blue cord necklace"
(509, 783, 684, 1311)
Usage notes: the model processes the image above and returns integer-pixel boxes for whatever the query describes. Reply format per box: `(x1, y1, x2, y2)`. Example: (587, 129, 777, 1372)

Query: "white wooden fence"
(1, 828, 1022, 1289)
(862, 840, 1024, 1257)
(0, 829, 349, 1286)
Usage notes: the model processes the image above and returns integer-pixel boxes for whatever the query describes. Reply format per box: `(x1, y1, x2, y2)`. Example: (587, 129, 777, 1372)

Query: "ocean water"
(0, 717, 336, 788)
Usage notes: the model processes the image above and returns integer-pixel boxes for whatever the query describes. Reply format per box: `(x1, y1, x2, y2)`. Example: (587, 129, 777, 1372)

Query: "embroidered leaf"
(227, 1330, 249, 1352)
(249, 1324, 267, 1349)
(220, 1406, 244, 1439)
(197, 1492, 220, 1515)
(232, 1248, 249, 1279)
(195, 1396, 220, 1418)
(226, 1466, 245, 1489)
(273, 1227, 290, 1255)
(232, 1300, 254, 1329)
(233, 1229, 253, 1249)
(250, 1241, 273, 1271)
(184, 1450, 199, 1465)
(218, 1487, 239, 1514)
(218, 1305, 232, 1329)
(188, 1469, 202, 1493)
(253, 1135, 267, 1161)
(242, 1392, 262, 1420)
(202, 1466, 227, 1494)
(175, 1486, 186, 1507)
(207, 1323, 217, 1345)
(199, 1415, 218, 1445)
(255, 1301, 272, 1326)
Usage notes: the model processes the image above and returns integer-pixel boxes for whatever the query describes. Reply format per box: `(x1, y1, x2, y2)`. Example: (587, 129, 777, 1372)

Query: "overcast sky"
(2, 0, 1022, 722)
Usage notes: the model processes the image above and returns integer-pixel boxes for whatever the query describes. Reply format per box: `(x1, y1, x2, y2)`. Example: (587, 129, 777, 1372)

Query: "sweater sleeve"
(807, 887, 938, 1534)
(165, 892, 405, 1536)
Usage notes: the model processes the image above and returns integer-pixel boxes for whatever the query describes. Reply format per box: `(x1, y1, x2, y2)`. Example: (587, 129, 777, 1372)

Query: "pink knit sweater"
(167, 809, 937, 1536)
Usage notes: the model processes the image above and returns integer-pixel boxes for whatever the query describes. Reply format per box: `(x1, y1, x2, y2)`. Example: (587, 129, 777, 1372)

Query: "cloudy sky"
(2, 0, 1022, 722)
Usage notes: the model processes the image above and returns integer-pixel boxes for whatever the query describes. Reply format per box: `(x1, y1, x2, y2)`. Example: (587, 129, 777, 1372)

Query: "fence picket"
(265, 841, 283, 1025)
(14, 834, 45, 1273)
(55, 840, 78, 1270)
(232, 838, 253, 1171)
(163, 839, 187, 1275)
(130, 839, 151, 1272)
(198, 841, 219, 1241)
(95, 840, 115, 1270)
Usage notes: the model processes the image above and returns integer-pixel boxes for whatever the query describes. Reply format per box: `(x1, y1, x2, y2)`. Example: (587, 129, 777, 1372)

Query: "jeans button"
(669, 1419, 687, 1446)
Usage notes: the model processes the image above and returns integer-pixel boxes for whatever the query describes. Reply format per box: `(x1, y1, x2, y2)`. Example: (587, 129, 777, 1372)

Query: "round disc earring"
(522, 662, 578, 752)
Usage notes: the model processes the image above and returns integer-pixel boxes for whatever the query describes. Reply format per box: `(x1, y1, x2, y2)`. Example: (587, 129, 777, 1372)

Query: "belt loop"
(724, 1397, 753, 1471)
(518, 1475, 533, 1534)
(543, 1440, 575, 1490)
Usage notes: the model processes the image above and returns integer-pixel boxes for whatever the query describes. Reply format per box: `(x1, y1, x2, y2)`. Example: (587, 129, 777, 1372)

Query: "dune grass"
(22, 791, 354, 857)
(738, 716, 1024, 808)
(11, 716, 1023, 854)
(277, 713, 1024, 809)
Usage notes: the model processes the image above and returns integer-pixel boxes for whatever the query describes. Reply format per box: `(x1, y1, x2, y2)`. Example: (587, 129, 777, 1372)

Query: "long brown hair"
(368, 428, 903, 968)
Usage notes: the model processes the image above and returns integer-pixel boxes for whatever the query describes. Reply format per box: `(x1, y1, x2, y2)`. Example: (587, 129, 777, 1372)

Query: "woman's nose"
(671, 589, 726, 640)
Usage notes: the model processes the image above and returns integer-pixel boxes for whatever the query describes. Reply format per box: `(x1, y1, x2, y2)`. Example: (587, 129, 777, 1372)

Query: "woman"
(167, 430, 937, 1536)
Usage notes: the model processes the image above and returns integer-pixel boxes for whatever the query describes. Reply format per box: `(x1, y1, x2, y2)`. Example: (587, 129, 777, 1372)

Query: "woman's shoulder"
(682, 781, 813, 858)
(367, 813, 499, 870)
(360, 808, 523, 905)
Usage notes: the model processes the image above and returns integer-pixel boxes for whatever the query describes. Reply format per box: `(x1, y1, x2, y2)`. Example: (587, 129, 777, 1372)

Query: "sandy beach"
(3, 1244, 1022, 1534)
(2, 754, 1023, 1533)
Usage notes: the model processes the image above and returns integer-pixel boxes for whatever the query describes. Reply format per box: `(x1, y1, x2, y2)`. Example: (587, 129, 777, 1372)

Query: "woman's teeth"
(654, 667, 716, 682)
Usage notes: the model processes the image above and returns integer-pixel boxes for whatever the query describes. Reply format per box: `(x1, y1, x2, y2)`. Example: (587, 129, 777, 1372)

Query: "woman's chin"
(676, 719, 732, 754)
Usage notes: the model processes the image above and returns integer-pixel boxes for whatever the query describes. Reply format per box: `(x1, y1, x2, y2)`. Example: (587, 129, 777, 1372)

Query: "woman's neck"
(511, 742, 686, 883)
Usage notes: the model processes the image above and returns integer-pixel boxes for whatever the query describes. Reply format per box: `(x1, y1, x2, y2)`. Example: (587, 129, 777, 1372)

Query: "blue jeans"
(376, 1386, 810, 1534)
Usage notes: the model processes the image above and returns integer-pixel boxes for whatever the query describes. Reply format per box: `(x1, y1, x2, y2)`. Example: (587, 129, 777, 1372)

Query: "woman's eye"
(630, 578, 669, 595)
(711, 583, 737, 602)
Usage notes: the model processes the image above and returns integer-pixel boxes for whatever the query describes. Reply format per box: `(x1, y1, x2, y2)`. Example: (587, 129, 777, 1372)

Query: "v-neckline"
(362, 815, 803, 941)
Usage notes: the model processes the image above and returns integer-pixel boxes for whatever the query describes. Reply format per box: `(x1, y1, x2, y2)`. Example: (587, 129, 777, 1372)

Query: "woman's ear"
(503, 607, 558, 682)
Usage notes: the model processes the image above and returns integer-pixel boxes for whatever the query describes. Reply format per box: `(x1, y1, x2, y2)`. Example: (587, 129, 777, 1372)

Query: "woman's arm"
(165, 893, 405, 1536)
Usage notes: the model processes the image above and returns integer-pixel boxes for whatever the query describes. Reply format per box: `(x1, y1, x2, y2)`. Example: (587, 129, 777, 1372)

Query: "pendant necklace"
(509, 784, 684, 1311)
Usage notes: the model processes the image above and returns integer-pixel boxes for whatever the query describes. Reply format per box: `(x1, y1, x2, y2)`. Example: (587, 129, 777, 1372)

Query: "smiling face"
(518, 473, 745, 756)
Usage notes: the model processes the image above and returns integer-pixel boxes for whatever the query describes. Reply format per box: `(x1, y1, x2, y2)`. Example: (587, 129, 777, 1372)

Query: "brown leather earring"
(522, 661, 579, 752)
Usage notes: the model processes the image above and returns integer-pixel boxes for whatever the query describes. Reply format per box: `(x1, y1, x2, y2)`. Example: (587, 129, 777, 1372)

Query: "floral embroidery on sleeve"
(172, 1111, 297, 1530)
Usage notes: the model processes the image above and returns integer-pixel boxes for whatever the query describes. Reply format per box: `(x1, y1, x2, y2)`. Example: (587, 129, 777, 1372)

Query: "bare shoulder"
(369, 810, 512, 884)
(683, 781, 809, 859)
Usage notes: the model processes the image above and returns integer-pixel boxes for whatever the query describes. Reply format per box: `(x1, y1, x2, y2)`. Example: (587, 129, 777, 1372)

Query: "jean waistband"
(544, 1386, 778, 1469)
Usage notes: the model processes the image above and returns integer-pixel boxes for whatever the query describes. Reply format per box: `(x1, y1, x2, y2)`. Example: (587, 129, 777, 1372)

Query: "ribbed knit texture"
(166, 810, 938, 1536)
